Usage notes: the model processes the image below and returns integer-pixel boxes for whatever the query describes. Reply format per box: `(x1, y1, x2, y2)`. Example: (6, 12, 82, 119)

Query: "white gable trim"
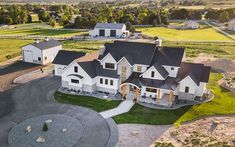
(117, 57, 133, 67)
(179, 75, 198, 87)
(101, 53, 117, 63)
(140, 66, 165, 79)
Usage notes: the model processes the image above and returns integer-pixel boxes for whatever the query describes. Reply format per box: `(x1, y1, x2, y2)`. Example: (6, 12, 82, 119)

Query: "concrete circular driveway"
(0, 76, 116, 147)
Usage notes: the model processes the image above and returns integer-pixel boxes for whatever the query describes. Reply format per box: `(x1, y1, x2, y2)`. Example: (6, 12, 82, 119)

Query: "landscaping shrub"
(42, 123, 48, 131)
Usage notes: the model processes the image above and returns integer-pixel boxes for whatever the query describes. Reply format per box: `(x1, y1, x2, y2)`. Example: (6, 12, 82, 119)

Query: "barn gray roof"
(32, 39, 61, 50)
(52, 50, 86, 65)
(94, 23, 125, 29)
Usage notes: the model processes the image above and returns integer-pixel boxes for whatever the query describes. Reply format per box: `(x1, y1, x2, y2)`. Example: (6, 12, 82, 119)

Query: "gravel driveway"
(0, 76, 115, 147)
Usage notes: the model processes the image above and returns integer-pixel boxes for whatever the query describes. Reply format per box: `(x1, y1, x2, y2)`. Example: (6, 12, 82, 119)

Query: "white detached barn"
(22, 39, 62, 65)
(89, 23, 129, 38)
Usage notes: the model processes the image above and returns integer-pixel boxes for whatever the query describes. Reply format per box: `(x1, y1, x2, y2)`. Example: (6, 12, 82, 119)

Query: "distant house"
(183, 21, 200, 29)
(22, 39, 62, 65)
(29, 13, 39, 22)
(228, 18, 235, 31)
(89, 23, 129, 38)
(52, 50, 86, 76)
(69, 15, 80, 24)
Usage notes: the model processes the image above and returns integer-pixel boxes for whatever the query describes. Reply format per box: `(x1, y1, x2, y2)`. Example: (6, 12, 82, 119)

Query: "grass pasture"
(137, 23, 233, 42)
(0, 28, 88, 37)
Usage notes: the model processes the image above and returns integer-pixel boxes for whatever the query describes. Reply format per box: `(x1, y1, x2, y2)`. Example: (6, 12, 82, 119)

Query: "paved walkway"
(100, 100, 135, 119)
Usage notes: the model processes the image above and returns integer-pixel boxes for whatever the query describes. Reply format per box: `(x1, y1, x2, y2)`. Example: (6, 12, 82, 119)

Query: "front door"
(110, 30, 116, 37)
(99, 29, 105, 36)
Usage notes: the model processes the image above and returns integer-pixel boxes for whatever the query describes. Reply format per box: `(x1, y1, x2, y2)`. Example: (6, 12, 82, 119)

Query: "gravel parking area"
(8, 114, 83, 147)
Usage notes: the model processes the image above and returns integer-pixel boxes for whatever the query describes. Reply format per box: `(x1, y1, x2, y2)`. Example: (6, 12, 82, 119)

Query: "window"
(151, 71, 155, 78)
(171, 67, 174, 70)
(137, 66, 142, 72)
(74, 66, 78, 73)
(146, 88, 157, 93)
(44, 56, 47, 60)
(100, 78, 103, 84)
(110, 80, 113, 86)
(71, 79, 79, 84)
(38, 57, 41, 61)
(105, 63, 115, 69)
(185, 86, 189, 93)
(105, 79, 108, 85)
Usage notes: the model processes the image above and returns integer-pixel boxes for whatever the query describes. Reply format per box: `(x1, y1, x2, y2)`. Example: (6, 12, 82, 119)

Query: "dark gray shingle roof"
(52, 50, 86, 65)
(99, 41, 157, 65)
(32, 39, 61, 50)
(153, 63, 169, 79)
(177, 62, 211, 85)
(78, 60, 119, 79)
(94, 23, 125, 29)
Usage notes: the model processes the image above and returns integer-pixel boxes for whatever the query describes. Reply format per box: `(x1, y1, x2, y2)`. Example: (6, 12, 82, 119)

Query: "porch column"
(169, 91, 173, 106)
(157, 89, 161, 104)
(122, 84, 126, 99)
(135, 88, 139, 101)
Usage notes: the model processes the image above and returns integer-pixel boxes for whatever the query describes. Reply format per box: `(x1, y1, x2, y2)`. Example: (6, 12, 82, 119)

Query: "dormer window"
(151, 71, 155, 78)
(105, 63, 115, 69)
(74, 66, 78, 73)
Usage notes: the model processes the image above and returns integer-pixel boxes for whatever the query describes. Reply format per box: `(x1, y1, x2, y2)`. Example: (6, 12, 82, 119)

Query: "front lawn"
(174, 72, 235, 126)
(54, 91, 121, 112)
(136, 23, 233, 41)
(114, 72, 235, 125)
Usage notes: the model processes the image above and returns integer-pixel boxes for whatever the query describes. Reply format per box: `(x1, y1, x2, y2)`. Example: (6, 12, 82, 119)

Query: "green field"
(0, 39, 33, 62)
(0, 28, 87, 37)
(137, 24, 233, 41)
(114, 72, 235, 125)
(54, 92, 121, 112)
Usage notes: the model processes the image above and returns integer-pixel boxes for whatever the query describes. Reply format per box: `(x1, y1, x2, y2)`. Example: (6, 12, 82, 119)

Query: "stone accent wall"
(97, 86, 118, 94)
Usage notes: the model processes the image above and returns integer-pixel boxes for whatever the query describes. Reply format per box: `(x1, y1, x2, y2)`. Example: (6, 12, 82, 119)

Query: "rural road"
(0, 75, 117, 147)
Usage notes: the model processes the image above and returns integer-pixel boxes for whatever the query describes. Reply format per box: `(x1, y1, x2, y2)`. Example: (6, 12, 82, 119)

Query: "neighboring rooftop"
(94, 23, 125, 29)
(177, 62, 211, 85)
(52, 50, 86, 66)
(31, 39, 61, 50)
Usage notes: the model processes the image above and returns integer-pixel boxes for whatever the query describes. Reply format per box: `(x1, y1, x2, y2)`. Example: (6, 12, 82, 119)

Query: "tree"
(38, 10, 50, 22)
(49, 18, 56, 28)
(42, 123, 48, 131)
(219, 11, 229, 23)
(126, 21, 135, 32)
(5, 17, 13, 25)
(137, 12, 147, 24)
(189, 10, 202, 20)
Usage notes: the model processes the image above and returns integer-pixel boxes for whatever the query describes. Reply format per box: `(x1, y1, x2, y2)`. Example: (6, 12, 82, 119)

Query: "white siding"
(42, 45, 62, 65)
(54, 64, 67, 76)
(133, 64, 148, 73)
(142, 66, 164, 80)
(22, 45, 42, 64)
(178, 76, 197, 94)
(101, 53, 117, 70)
(162, 65, 179, 78)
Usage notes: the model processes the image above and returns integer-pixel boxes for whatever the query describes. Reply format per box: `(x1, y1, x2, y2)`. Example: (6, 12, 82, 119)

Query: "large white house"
(89, 23, 129, 38)
(22, 39, 62, 65)
(228, 18, 235, 31)
(60, 41, 211, 107)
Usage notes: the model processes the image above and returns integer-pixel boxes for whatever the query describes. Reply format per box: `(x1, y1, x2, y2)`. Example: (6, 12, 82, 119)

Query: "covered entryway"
(120, 83, 140, 101)
(110, 30, 116, 37)
(99, 29, 105, 36)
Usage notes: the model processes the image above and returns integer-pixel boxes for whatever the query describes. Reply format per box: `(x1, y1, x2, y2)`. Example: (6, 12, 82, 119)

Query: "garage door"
(23, 50, 33, 63)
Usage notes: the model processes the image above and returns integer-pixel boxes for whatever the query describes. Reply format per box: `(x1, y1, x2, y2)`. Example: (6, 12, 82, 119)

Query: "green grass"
(0, 28, 87, 37)
(163, 41, 235, 59)
(62, 40, 112, 53)
(137, 24, 233, 41)
(114, 72, 235, 125)
(174, 72, 235, 126)
(0, 39, 33, 62)
(54, 91, 121, 112)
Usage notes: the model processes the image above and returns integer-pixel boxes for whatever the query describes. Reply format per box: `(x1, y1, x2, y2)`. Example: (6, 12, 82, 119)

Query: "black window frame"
(105, 79, 108, 85)
(71, 79, 79, 84)
(185, 86, 189, 93)
(146, 87, 157, 93)
(171, 67, 174, 70)
(74, 66, 78, 73)
(110, 80, 113, 86)
(105, 63, 115, 69)
(38, 57, 41, 61)
(100, 78, 103, 84)
(151, 71, 155, 78)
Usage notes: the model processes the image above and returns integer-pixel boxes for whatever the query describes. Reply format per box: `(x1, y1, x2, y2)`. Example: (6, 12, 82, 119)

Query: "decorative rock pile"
(36, 136, 45, 143)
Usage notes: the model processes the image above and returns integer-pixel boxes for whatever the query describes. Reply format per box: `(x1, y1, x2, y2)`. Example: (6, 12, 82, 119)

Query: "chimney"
(45, 37, 49, 41)
(154, 38, 162, 47)
(99, 46, 106, 55)
(35, 39, 39, 44)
